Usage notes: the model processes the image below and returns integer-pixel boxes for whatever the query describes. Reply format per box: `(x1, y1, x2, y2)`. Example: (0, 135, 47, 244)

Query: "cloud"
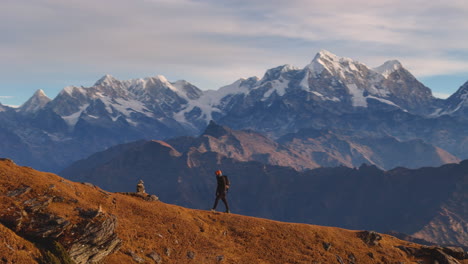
(1, 0, 468, 97)
(0, 96, 14, 99)
(433, 92, 451, 99)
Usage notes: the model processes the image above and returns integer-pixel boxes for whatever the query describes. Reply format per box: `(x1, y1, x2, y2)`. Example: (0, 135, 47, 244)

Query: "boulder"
(358, 231, 382, 246)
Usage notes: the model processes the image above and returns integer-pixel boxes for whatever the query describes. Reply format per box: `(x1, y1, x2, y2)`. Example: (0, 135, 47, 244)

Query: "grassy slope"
(0, 159, 463, 264)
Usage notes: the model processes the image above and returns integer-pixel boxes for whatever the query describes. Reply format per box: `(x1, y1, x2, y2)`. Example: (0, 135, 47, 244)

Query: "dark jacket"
(216, 175, 229, 193)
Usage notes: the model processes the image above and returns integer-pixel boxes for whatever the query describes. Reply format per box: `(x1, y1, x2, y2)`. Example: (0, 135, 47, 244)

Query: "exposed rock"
(23, 197, 53, 213)
(419, 247, 460, 264)
(216, 255, 224, 262)
(396, 245, 418, 255)
(7, 186, 32, 197)
(126, 251, 145, 263)
(52, 196, 65, 203)
(348, 253, 357, 264)
(164, 247, 171, 257)
(67, 214, 122, 264)
(0, 190, 120, 264)
(358, 231, 382, 246)
(442, 247, 467, 260)
(147, 194, 159, 201)
(187, 251, 195, 259)
(335, 254, 344, 264)
(76, 207, 102, 218)
(81, 182, 96, 188)
(119, 192, 159, 202)
(322, 242, 332, 251)
(147, 251, 162, 263)
(26, 212, 70, 238)
(396, 246, 465, 264)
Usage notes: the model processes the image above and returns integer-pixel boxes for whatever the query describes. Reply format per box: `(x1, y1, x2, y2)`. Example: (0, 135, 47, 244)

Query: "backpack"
(223, 175, 230, 187)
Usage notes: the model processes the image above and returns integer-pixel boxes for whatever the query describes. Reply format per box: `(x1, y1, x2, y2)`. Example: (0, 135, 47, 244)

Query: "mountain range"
(1, 50, 468, 172)
(61, 125, 468, 248)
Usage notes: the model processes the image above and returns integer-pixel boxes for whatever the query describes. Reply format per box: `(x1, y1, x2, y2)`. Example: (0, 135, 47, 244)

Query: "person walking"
(211, 170, 230, 213)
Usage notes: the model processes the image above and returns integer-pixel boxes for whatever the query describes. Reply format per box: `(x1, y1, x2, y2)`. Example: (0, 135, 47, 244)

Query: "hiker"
(136, 179, 146, 194)
(211, 170, 230, 213)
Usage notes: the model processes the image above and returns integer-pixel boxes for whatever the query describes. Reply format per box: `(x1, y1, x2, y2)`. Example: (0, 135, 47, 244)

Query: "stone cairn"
(133, 180, 158, 201)
(136, 180, 146, 194)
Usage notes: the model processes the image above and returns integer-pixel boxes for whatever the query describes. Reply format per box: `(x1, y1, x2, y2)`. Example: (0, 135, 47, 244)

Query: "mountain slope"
(167, 122, 458, 171)
(442, 80, 468, 118)
(0, 222, 40, 263)
(61, 139, 468, 248)
(278, 128, 460, 170)
(18, 89, 51, 113)
(168, 121, 320, 171)
(5, 159, 466, 264)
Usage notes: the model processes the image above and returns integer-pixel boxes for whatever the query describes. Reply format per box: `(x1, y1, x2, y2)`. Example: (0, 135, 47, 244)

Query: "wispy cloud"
(0, 0, 467, 102)
(0, 96, 14, 99)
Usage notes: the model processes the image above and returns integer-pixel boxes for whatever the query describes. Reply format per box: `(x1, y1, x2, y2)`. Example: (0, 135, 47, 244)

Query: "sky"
(1, 0, 468, 106)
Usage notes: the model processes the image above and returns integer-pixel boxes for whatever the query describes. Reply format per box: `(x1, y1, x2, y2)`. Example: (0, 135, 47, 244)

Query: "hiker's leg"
(221, 196, 229, 212)
(212, 195, 220, 210)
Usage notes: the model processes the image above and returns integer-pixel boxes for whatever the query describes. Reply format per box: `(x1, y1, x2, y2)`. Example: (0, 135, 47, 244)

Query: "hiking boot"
(225, 210, 230, 214)
(210, 209, 216, 212)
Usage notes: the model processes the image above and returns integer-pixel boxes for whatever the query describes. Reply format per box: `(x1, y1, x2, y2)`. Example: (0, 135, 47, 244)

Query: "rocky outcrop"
(0, 185, 121, 264)
(67, 214, 122, 263)
(358, 231, 382, 246)
(396, 245, 467, 264)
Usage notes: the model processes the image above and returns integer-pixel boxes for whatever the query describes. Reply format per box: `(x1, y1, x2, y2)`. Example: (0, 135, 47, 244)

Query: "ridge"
(373, 60, 403, 78)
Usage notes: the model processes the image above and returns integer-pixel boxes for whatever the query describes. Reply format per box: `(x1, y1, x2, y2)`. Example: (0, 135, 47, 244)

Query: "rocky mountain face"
(166, 122, 458, 171)
(442, 80, 468, 118)
(167, 121, 320, 171)
(60, 139, 468, 249)
(0, 50, 467, 172)
(6, 159, 467, 264)
(278, 127, 459, 170)
(18, 89, 51, 113)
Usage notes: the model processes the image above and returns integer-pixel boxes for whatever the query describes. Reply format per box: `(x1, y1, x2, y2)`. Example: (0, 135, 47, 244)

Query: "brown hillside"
(0, 222, 40, 263)
(0, 159, 466, 264)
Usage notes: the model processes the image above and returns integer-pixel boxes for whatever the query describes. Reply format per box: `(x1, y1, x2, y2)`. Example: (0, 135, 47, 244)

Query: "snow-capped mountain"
(46, 74, 203, 130)
(219, 50, 437, 117)
(1, 50, 468, 172)
(440, 80, 468, 117)
(15, 50, 439, 133)
(18, 89, 51, 113)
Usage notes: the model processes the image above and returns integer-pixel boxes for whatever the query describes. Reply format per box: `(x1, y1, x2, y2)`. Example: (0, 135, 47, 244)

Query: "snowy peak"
(19, 89, 51, 113)
(150, 75, 171, 85)
(144, 75, 176, 91)
(172, 80, 203, 100)
(35, 89, 48, 98)
(315, 49, 342, 62)
(260, 64, 298, 83)
(448, 80, 468, 100)
(94, 74, 118, 86)
(59, 86, 86, 97)
(306, 50, 365, 78)
(373, 60, 403, 78)
(442, 80, 468, 116)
